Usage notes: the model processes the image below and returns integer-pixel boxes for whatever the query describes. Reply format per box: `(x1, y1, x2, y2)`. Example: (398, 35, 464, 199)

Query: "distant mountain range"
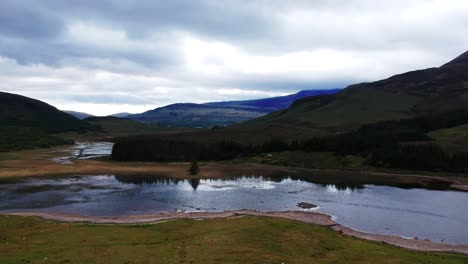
(4, 50, 468, 153)
(110, 112, 133, 118)
(122, 50, 468, 145)
(205, 89, 340, 109)
(126, 89, 340, 127)
(63, 111, 133, 119)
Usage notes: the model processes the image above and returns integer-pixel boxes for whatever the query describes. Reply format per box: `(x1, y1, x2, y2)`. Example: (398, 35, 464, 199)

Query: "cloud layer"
(1, 0, 467, 115)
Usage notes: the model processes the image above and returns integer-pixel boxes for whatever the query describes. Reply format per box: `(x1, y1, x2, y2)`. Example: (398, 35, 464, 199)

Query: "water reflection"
(111, 174, 453, 192)
(190, 179, 200, 190)
(0, 174, 467, 244)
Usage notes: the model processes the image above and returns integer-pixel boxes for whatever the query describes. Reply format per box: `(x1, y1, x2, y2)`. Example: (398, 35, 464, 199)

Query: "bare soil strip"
(4, 210, 468, 255)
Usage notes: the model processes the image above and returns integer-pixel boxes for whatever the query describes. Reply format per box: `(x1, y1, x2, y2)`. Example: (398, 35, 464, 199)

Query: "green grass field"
(1, 215, 466, 264)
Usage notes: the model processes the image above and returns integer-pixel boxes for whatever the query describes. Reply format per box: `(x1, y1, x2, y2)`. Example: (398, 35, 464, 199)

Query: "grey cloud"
(0, 0, 467, 115)
(222, 79, 350, 93)
(45, 0, 275, 39)
(0, 1, 64, 39)
(63, 94, 157, 105)
(0, 30, 181, 68)
(1, 1, 467, 65)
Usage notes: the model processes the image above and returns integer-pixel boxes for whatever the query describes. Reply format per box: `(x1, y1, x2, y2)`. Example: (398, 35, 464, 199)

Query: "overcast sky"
(1, 0, 468, 115)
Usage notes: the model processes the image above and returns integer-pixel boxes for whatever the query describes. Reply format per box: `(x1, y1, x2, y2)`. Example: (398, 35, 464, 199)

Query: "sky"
(1, 0, 468, 116)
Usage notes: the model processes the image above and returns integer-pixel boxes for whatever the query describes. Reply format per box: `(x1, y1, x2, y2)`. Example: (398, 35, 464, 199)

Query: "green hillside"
(112, 50, 468, 173)
(84, 116, 196, 137)
(230, 50, 468, 138)
(0, 92, 93, 133)
(0, 92, 97, 151)
(139, 50, 468, 144)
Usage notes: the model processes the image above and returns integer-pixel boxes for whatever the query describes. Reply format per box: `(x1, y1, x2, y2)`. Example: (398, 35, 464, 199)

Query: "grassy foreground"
(1, 216, 467, 264)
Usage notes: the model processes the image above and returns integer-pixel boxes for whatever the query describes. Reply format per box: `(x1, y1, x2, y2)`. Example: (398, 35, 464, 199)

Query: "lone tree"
(189, 161, 200, 175)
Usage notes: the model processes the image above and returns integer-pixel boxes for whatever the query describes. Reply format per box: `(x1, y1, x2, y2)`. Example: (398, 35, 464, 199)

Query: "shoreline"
(1, 145, 467, 191)
(1, 158, 467, 192)
(3, 210, 468, 255)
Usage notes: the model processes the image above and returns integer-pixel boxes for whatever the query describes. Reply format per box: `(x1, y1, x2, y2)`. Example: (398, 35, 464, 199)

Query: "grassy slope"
(1, 215, 466, 264)
(215, 52, 468, 141)
(0, 126, 74, 151)
(0, 92, 91, 133)
(0, 92, 94, 151)
(429, 124, 468, 153)
(55, 116, 198, 141)
(86, 117, 197, 137)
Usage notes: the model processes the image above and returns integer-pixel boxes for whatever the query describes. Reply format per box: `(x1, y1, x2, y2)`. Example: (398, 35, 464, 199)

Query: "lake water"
(0, 175, 467, 245)
(50, 142, 114, 164)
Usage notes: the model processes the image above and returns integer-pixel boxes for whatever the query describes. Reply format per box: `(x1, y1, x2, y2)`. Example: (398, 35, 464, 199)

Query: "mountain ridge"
(64, 110, 95, 120)
(0, 91, 92, 133)
(233, 50, 468, 138)
(0, 91, 97, 151)
(127, 89, 340, 127)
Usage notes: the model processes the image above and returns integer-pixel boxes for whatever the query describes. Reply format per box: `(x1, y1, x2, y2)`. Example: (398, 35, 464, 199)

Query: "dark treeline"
(111, 137, 290, 162)
(302, 108, 468, 172)
(112, 109, 468, 173)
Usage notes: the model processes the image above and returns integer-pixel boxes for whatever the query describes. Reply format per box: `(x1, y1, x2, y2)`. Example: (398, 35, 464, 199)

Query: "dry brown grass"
(1, 145, 467, 192)
(0, 146, 304, 180)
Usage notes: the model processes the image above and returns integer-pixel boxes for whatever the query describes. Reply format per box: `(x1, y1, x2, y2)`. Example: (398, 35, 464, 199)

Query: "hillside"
(227, 50, 468, 138)
(206, 89, 340, 109)
(127, 103, 272, 127)
(0, 92, 93, 133)
(64, 110, 95, 120)
(84, 116, 196, 137)
(127, 89, 340, 127)
(113, 50, 468, 147)
(0, 92, 97, 151)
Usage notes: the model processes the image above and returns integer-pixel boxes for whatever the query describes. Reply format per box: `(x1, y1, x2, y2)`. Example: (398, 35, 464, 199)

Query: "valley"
(2, 50, 468, 262)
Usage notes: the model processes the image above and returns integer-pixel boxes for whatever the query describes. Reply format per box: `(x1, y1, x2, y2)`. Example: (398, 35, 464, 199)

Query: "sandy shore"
(4, 210, 468, 255)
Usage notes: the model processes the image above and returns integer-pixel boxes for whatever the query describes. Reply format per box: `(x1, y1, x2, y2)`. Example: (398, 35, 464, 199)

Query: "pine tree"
(189, 161, 200, 175)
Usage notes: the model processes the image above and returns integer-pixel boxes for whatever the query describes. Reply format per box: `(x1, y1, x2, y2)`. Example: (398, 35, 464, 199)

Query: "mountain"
(0, 91, 97, 151)
(112, 50, 468, 165)
(206, 89, 340, 109)
(127, 89, 340, 127)
(119, 50, 468, 145)
(226, 50, 468, 139)
(64, 110, 94, 120)
(0, 92, 94, 133)
(127, 103, 272, 127)
(110, 112, 132, 118)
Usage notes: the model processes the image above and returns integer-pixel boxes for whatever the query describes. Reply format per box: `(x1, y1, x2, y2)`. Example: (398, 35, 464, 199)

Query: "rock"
(296, 202, 317, 209)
